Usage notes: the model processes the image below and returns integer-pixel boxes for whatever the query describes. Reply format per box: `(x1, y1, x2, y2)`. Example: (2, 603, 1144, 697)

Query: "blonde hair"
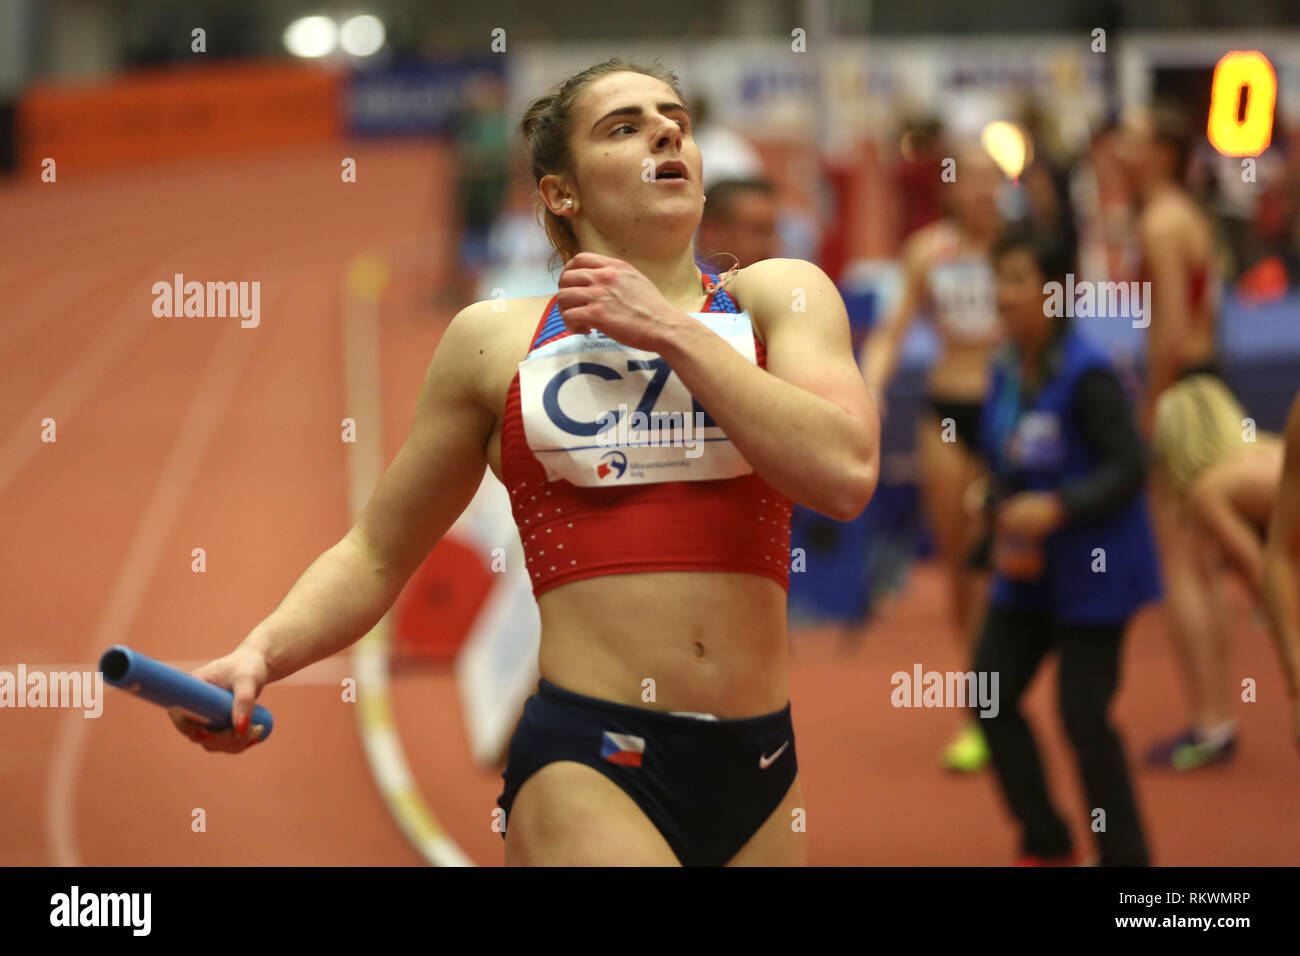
(1152, 374, 1254, 491)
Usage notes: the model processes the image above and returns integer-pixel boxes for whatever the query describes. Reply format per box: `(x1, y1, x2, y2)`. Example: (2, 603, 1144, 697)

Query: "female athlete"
(1121, 103, 1239, 768)
(168, 59, 879, 866)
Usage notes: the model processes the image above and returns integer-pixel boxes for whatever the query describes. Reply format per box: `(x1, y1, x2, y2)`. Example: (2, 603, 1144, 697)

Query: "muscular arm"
(661, 258, 880, 520)
(242, 303, 495, 682)
(859, 234, 928, 403)
(1262, 393, 1300, 701)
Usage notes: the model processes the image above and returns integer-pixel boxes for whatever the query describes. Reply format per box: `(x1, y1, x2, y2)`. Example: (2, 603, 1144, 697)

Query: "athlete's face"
(697, 189, 779, 268)
(952, 151, 1002, 228)
(995, 247, 1052, 346)
(1117, 112, 1157, 188)
(549, 72, 704, 249)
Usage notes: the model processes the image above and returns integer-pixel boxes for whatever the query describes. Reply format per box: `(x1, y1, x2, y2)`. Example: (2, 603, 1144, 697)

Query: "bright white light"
(340, 15, 385, 56)
(981, 121, 1029, 181)
(283, 16, 338, 58)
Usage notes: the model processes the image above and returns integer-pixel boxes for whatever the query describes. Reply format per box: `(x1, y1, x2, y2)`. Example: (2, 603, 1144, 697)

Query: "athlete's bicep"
(753, 259, 876, 424)
(349, 303, 495, 581)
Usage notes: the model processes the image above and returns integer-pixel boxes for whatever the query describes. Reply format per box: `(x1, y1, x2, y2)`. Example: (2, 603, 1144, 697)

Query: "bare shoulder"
(447, 294, 553, 351)
(437, 294, 554, 407)
(1140, 191, 1198, 245)
(730, 257, 838, 304)
(728, 258, 845, 343)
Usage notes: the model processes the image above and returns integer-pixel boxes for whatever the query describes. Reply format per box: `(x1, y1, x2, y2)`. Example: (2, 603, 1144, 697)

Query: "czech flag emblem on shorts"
(601, 731, 646, 767)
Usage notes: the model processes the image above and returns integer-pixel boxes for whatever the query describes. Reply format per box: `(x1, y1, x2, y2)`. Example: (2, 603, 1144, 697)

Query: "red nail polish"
(235, 715, 249, 737)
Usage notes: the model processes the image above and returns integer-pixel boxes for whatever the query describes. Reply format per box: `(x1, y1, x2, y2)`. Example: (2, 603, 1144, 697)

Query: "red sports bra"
(499, 272, 792, 598)
(1137, 256, 1215, 314)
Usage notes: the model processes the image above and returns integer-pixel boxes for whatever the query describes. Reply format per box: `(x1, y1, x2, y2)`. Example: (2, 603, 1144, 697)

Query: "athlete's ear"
(539, 174, 577, 217)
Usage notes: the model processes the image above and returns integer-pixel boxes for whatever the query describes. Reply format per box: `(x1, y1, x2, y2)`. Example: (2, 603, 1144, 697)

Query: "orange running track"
(1, 141, 1296, 866)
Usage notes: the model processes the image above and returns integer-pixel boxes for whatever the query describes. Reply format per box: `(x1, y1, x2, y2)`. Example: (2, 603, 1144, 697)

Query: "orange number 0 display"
(1207, 50, 1276, 157)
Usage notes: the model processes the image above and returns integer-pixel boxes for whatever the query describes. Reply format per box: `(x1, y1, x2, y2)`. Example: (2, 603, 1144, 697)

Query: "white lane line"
(0, 235, 229, 496)
(0, 294, 156, 496)
(343, 253, 474, 868)
(43, 323, 257, 866)
(0, 231, 182, 363)
(0, 231, 248, 489)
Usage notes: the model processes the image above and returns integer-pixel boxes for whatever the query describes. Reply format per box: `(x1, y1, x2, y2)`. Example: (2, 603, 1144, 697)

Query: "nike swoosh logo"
(759, 740, 789, 769)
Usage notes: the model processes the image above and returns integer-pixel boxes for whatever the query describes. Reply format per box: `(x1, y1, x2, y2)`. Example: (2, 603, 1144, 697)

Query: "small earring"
(702, 194, 707, 202)
(564, 199, 573, 207)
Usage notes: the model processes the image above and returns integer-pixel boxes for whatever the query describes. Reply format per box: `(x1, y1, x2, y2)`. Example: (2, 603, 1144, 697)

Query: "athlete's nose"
(651, 114, 683, 152)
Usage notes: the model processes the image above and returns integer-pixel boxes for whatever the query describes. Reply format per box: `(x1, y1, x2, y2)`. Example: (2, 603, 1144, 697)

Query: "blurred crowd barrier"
(17, 62, 343, 174)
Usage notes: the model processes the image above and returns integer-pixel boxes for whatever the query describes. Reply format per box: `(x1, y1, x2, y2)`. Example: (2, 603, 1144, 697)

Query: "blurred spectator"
(692, 94, 766, 191)
(695, 177, 780, 269)
(1010, 102, 1078, 258)
(1069, 120, 1131, 284)
(892, 115, 946, 243)
(447, 70, 510, 302)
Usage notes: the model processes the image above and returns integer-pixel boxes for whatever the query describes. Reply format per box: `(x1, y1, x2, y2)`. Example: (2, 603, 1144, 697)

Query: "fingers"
(173, 715, 265, 754)
(564, 251, 614, 271)
(553, 290, 598, 333)
(557, 266, 599, 288)
(560, 251, 628, 286)
(553, 288, 594, 311)
(168, 708, 210, 744)
(167, 651, 268, 755)
(559, 311, 595, 335)
(229, 671, 259, 739)
(197, 722, 265, 754)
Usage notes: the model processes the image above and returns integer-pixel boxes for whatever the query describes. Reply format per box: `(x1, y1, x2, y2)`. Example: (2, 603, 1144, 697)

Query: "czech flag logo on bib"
(601, 731, 646, 767)
(596, 450, 628, 481)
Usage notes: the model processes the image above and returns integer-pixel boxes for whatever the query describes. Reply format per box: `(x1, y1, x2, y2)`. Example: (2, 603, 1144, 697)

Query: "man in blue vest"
(969, 227, 1159, 866)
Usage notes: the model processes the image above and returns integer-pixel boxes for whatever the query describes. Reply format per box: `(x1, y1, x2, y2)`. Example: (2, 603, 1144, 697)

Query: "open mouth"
(653, 161, 688, 181)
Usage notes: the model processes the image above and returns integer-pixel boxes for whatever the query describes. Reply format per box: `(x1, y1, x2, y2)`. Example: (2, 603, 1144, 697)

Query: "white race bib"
(517, 311, 758, 487)
(929, 258, 999, 341)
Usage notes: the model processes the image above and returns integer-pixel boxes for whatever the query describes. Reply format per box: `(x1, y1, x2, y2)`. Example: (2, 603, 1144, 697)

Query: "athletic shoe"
(941, 722, 990, 772)
(1143, 727, 1237, 770)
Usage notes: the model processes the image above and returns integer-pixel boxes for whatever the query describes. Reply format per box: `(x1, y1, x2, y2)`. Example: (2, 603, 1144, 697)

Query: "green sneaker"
(942, 722, 990, 772)
(1144, 727, 1237, 770)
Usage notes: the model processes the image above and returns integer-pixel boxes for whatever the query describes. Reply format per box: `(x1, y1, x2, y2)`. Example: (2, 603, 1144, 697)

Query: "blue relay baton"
(99, 644, 273, 739)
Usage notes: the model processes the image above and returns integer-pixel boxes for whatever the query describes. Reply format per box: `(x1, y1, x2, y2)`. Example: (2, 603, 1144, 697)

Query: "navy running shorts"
(498, 678, 798, 866)
(925, 395, 984, 452)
